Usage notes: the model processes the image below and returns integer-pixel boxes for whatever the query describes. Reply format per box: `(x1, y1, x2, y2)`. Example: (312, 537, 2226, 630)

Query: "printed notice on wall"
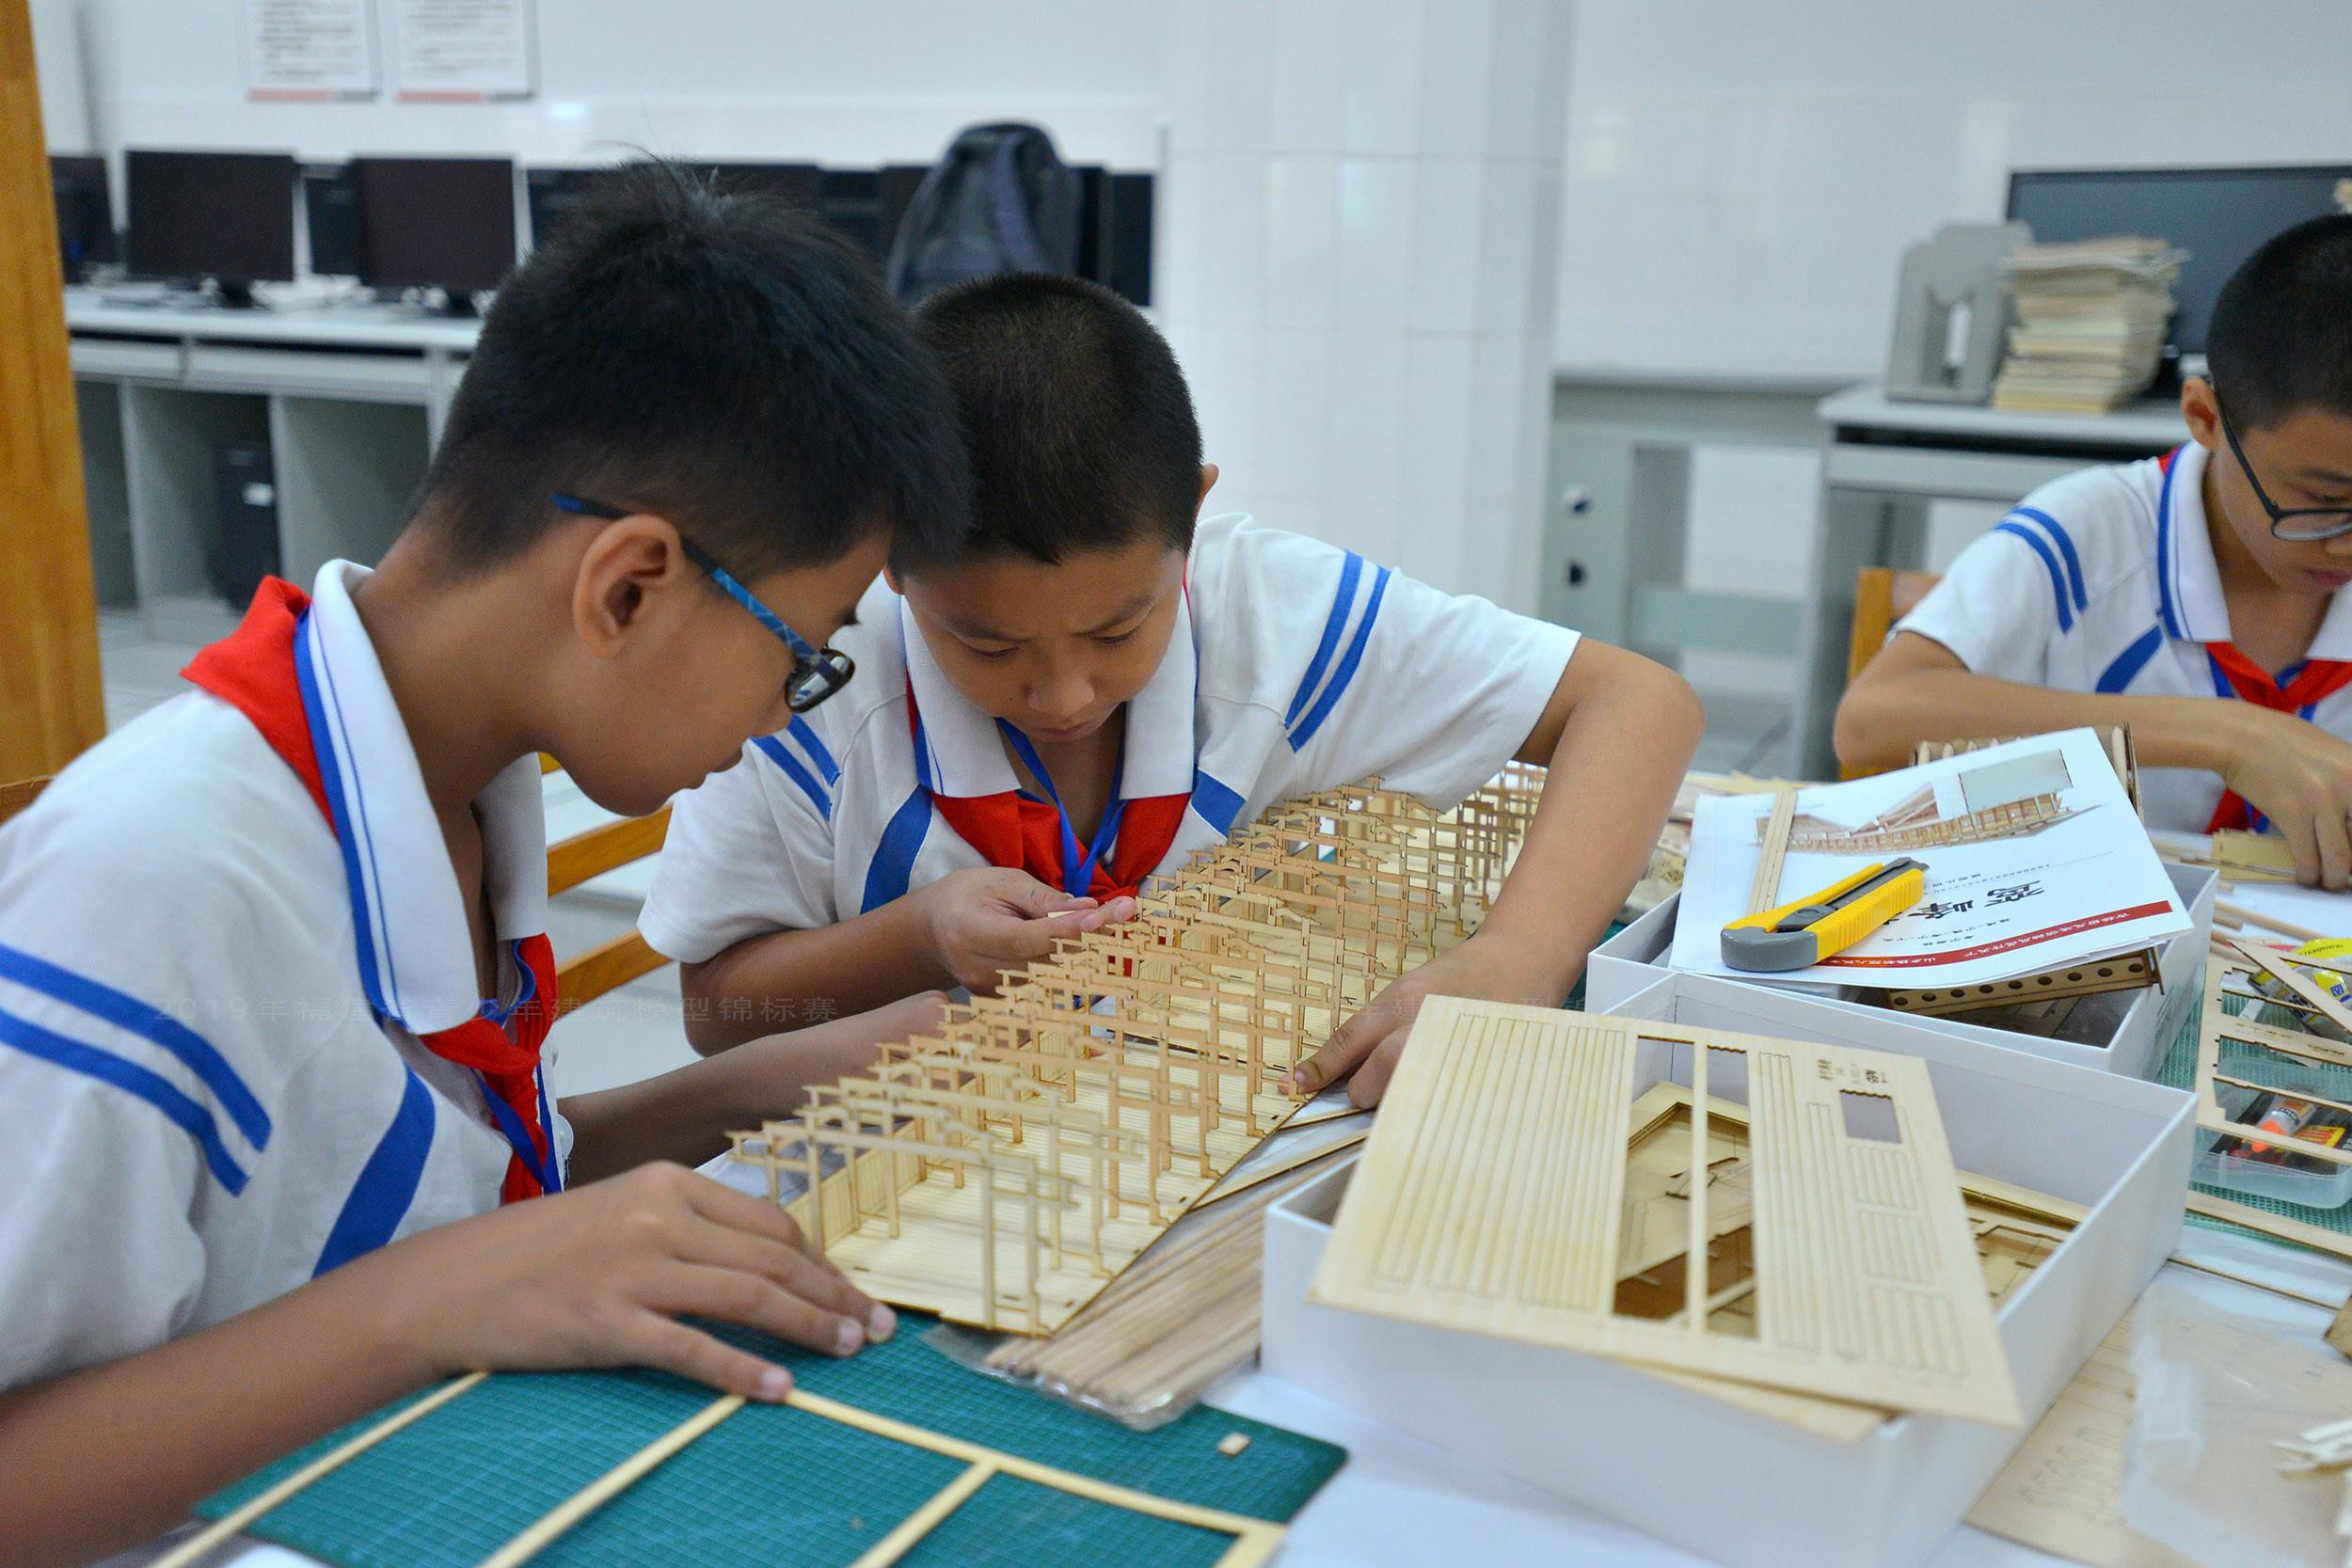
(239, 0, 378, 101)
(391, 0, 534, 101)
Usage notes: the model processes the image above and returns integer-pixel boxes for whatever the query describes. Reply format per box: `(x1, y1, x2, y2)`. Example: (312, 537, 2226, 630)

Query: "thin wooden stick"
(2164, 1253, 2339, 1310)
(2216, 899, 2335, 944)
(1748, 788, 1797, 916)
(846, 1460, 997, 1568)
(2186, 1191, 2352, 1265)
(474, 1394, 744, 1568)
(152, 1372, 489, 1568)
(786, 1387, 1285, 1558)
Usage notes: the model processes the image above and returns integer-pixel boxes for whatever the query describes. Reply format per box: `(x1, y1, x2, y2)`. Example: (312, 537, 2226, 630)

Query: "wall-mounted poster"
(239, 0, 378, 102)
(391, 0, 534, 102)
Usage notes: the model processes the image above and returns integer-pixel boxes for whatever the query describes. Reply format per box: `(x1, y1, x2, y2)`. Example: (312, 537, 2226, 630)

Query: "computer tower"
(211, 442, 279, 610)
(303, 163, 363, 277)
(50, 154, 114, 280)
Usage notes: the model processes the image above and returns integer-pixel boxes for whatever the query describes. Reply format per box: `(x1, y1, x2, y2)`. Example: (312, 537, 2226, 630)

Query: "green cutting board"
(197, 1318, 1345, 1568)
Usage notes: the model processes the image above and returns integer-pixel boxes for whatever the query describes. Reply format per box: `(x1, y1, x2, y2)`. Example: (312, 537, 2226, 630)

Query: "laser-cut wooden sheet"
(1308, 997, 2024, 1426)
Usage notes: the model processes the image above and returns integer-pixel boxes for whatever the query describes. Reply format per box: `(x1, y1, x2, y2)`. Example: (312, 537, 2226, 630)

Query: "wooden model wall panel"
(728, 768, 1544, 1336)
(1310, 997, 2022, 1426)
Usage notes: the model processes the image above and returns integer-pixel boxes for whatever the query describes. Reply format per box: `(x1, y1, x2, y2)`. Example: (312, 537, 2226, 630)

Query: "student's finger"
(680, 1171, 886, 1334)
(1344, 1028, 1407, 1108)
(615, 1309, 798, 1402)
(664, 1260, 882, 1356)
(1293, 1001, 1388, 1093)
(2320, 811, 2352, 892)
(998, 909, 1091, 957)
(674, 1212, 892, 1337)
(998, 875, 1098, 919)
(2282, 813, 2325, 888)
(1077, 896, 1140, 932)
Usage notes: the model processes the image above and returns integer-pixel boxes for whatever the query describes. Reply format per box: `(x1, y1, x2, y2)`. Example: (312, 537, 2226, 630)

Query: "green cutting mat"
(196, 1319, 1345, 1568)
(2151, 970, 2352, 1247)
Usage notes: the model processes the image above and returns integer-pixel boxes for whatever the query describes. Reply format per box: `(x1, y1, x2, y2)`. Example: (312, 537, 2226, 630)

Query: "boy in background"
(1840, 215, 2352, 888)
(0, 166, 966, 1563)
(643, 273, 1703, 1105)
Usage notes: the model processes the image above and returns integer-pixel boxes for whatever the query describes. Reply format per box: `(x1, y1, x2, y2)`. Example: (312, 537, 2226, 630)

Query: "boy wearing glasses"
(642, 273, 1703, 1107)
(0, 166, 964, 1560)
(1839, 214, 2352, 888)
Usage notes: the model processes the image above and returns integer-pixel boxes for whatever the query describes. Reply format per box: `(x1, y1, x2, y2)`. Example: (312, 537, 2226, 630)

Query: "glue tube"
(2248, 1096, 2319, 1157)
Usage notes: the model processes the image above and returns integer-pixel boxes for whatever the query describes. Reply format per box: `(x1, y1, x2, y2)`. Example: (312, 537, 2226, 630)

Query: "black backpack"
(885, 123, 1080, 305)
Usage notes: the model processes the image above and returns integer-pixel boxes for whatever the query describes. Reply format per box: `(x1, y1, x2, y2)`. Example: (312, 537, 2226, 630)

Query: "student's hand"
(355, 1161, 894, 1402)
(1291, 937, 1569, 1107)
(2216, 707, 2352, 889)
(917, 866, 1139, 992)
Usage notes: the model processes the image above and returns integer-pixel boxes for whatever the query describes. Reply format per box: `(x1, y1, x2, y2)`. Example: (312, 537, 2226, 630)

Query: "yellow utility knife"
(1721, 858, 1928, 973)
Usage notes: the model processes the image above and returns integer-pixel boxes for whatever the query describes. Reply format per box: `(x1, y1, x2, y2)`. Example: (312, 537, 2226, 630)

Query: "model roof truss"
(726, 768, 1544, 1335)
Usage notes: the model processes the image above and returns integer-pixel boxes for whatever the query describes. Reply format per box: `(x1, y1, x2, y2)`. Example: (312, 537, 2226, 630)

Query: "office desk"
(1790, 385, 2193, 778)
(65, 290, 482, 640)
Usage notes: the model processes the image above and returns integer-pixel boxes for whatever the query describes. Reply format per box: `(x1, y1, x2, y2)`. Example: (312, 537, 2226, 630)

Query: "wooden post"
(0, 0, 101, 782)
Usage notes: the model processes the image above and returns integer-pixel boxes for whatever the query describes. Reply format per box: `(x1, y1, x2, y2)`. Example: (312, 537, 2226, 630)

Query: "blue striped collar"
(299, 562, 548, 1034)
(2156, 441, 2352, 658)
(2157, 442, 2231, 644)
(896, 587, 1198, 801)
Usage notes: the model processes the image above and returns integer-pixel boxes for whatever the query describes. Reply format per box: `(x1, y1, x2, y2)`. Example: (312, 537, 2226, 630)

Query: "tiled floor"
(97, 610, 699, 1098)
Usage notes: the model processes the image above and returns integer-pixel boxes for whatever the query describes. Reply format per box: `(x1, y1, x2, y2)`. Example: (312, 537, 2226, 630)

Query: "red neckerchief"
(2203, 641, 2352, 832)
(905, 686, 1190, 902)
(183, 578, 562, 1202)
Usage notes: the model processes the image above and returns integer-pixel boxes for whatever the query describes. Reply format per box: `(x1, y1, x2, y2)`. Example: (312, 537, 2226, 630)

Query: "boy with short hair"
(0, 166, 966, 1562)
(642, 273, 1703, 1103)
(1839, 214, 2352, 887)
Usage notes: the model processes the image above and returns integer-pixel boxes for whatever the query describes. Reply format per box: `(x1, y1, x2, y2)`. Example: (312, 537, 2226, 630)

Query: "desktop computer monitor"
(527, 162, 823, 251)
(525, 166, 609, 250)
(2007, 164, 2352, 361)
(350, 156, 517, 309)
(124, 150, 297, 304)
(50, 154, 114, 279)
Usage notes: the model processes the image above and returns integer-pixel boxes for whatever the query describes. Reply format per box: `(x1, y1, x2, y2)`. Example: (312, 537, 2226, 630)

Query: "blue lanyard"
(997, 720, 1126, 898)
(476, 1068, 564, 1195)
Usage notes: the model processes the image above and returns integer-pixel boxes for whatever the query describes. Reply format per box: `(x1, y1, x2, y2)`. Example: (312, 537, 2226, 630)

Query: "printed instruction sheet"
(1671, 728, 2191, 987)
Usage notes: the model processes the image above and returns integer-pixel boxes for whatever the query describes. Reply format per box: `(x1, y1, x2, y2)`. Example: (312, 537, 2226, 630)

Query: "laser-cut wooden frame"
(726, 768, 1545, 1335)
(1308, 997, 2024, 1426)
(2196, 936, 2352, 1172)
(158, 1374, 1286, 1568)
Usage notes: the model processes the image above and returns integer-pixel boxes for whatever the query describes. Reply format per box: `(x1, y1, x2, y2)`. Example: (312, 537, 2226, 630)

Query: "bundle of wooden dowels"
(979, 1141, 1360, 1429)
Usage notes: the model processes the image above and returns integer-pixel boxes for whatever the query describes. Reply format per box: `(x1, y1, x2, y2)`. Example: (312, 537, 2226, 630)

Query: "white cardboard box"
(1584, 861, 2216, 1079)
(1262, 970, 2195, 1568)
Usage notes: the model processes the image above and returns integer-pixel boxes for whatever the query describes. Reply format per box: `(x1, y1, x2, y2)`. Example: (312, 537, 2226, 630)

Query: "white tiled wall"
(1554, 0, 2352, 380)
(1156, 0, 1572, 613)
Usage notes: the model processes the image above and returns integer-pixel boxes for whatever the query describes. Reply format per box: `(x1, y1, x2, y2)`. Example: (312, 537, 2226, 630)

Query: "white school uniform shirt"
(0, 561, 559, 1392)
(1897, 440, 2352, 832)
(640, 513, 1581, 962)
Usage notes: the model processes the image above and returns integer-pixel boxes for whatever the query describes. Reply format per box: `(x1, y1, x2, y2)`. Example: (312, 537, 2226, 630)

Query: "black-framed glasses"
(2212, 390, 2352, 543)
(550, 494, 857, 712)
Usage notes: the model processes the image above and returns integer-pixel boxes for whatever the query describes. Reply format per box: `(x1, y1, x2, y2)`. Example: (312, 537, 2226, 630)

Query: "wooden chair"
(546, 793, 675, 1010)
(0, 774, 53, 828)
(1838, 568, 1944, 780)
(1846, 567, 1943, 687)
